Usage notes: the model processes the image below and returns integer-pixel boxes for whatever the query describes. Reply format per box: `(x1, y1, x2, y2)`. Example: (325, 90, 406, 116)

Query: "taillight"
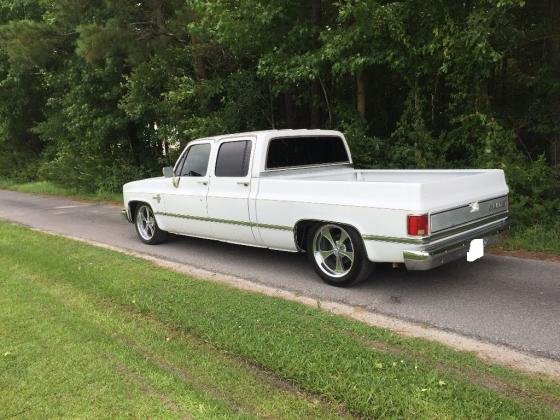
(407, 214, 429, 236)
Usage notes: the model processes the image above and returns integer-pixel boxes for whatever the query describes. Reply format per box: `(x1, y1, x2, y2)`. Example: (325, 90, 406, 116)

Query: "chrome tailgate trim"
(430, 195, 507, 233)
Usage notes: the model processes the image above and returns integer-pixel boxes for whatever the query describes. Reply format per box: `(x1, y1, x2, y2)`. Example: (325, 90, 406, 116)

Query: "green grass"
(0, 178, 122, 203)
(0, 221, 559, 418)
(498, 222, 560, 255)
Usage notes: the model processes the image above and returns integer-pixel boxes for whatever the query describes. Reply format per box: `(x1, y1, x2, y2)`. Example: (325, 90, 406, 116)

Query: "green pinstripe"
(155, 211, 293, 232)
(150, 210, 507, 245)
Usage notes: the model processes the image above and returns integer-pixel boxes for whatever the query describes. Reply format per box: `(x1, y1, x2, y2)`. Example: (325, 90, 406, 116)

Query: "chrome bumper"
(121, 208, 132, 223)
(403, 218, 508, 270)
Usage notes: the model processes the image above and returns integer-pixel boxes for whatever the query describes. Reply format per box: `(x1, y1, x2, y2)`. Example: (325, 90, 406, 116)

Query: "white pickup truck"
(122, 129, 509, 286)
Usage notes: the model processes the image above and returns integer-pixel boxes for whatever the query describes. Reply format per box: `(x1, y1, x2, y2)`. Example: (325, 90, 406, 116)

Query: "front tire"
(307, 223, 372, 287)
(134, 203, 168, 245)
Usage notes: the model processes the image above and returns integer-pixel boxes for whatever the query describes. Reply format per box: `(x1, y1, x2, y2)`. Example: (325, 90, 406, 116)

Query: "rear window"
(266, 136, 349, 169)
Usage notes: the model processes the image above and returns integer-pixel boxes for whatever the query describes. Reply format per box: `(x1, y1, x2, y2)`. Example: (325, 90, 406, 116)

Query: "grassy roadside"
(0, 178, 122, 204)
(496, 222, 560, 256)
(0, 221, 559, 418)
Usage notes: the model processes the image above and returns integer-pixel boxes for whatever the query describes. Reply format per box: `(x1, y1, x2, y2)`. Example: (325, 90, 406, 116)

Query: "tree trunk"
(308, 0, 322, 128)
(127, 122, 143, 165)
(309, 82, 320, 128)
(191, 36, 207, 80)
(284, 92, 295, 127)
(549, 0, 560, 165)
(356, 72, 366, 120)
(550, 139, 560, 166)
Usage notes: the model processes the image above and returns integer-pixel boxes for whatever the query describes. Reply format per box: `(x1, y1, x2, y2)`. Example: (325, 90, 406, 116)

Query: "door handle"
(197, 180, 208, 185)
(237, 181, 249, 187)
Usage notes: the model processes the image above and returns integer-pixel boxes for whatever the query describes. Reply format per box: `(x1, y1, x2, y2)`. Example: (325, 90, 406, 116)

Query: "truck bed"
(254, 165, 508, 254)
(258, 166, 508, 216)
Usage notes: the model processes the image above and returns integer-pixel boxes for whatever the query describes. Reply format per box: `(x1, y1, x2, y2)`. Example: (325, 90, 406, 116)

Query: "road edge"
(21, 224, 560, 381)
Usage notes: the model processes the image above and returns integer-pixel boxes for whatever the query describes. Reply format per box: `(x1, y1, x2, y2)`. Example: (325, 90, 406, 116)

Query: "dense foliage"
(0, 0, 558, 224)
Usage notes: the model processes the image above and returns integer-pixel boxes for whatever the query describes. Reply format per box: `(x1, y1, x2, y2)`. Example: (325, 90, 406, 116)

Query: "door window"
(215, 140, 252, 177)
(174, 151, 187, 174)
(179, 143, 211, 177)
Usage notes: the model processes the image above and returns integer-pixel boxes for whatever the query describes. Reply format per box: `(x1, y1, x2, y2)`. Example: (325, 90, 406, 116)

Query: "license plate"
(467, 239, 484, 262)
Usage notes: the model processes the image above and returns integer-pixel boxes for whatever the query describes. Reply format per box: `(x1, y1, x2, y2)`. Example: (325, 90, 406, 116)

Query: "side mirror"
(162, 166, 174, 178)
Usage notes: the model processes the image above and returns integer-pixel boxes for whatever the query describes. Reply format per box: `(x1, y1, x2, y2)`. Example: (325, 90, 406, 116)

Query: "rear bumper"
(403, 218, 508, 270)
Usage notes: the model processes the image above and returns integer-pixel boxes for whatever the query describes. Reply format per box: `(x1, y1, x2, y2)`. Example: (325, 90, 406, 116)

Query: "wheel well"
(294, 219, 364, 252)
(127, 200, 148, 222)
(294, 220, 319, 251)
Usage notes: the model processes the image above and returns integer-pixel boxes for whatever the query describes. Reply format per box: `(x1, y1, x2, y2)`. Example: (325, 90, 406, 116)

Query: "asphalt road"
(1, 189, 559, 360)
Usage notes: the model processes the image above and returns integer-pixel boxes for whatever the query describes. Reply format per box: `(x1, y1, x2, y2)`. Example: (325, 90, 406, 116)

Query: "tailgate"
(430, 195, 508, 234)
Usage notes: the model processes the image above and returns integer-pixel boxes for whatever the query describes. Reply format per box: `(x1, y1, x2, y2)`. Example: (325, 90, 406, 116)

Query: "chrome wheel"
(136, 205, 156, 241)
(312, 224, 355, 278)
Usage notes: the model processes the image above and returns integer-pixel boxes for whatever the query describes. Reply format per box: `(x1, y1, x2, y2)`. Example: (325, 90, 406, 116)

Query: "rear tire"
(134, 203, 168, 245)
(306, 222, 372, 287)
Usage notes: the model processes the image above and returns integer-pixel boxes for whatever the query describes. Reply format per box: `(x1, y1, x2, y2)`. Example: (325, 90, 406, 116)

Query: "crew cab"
(122, 129, 509, 286)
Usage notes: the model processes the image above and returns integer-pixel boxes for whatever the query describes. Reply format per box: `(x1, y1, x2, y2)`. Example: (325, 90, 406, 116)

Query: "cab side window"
(215, 140, 252, 177)
(179, 143, 211, 177)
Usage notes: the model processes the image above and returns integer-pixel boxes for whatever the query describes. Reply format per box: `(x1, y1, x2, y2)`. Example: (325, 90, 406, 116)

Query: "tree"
(0, 0, 556, 223)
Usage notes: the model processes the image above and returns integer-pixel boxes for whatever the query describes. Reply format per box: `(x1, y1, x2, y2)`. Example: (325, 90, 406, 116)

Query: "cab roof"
(194, 129, 344, 143)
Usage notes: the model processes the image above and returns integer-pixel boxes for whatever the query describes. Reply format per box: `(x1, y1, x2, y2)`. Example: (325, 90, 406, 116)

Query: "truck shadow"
(165, 233, 505, 294)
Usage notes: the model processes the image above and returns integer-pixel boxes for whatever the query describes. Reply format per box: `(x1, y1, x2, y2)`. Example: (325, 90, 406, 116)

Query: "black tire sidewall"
(306, 222, 370, 287)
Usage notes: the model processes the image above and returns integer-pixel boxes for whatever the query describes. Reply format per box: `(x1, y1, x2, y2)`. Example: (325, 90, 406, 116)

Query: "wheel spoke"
(338, 229, 349, 245)
(321, 228, 336, 248)
(334, 254, 344, 273)
(320, 250, 335, 260)
(340, 250, 354, 262)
